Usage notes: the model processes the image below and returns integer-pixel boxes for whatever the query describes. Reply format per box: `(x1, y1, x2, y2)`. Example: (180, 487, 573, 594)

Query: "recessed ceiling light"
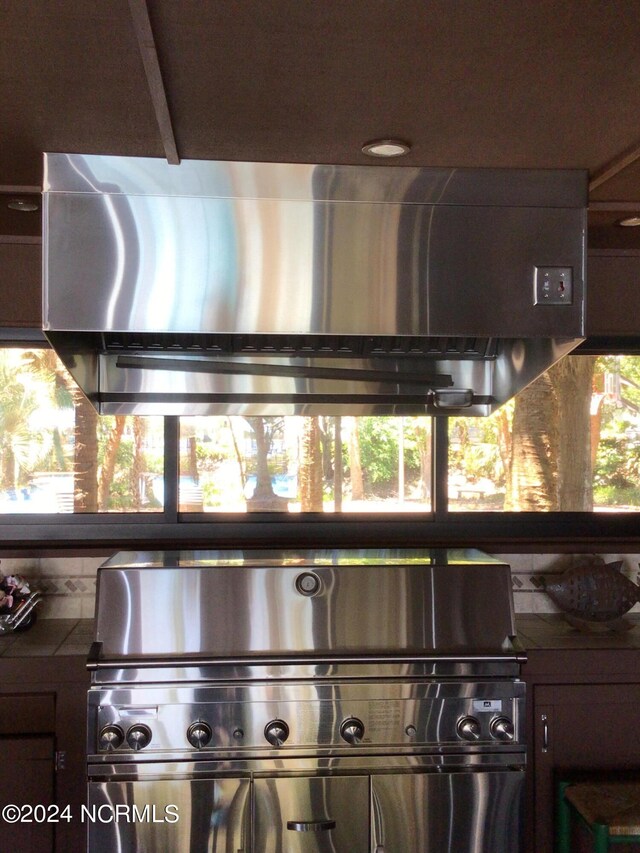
(617, 215, 640, 227)
(362, 139, 411, 158)
(7, 197, 39, 212)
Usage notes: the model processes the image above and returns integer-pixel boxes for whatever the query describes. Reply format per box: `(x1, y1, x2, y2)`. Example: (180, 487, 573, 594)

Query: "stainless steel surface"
(87, 547, 526, 852)
(457, 715, 482, 741)
(370, 771, 523, 852)
(92, 548, 517, 660)
(89, 752, 526, 779)
(89, 657, 524, 682)
(88, 679, 525, 762)
(491, 716, 516, 741)
(43, 154, 587, 416)
(87, 778, 250, 853)
(87, 766, 524, 853)
(254, 776, 369, 852)
(0, 591, 42, 634)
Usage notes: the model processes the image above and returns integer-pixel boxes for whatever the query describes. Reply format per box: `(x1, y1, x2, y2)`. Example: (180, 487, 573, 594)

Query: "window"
(448, 355, 640, 512)
(1, 346, 640, 544)
(0, 349, 164, 513)
(178, 416, 432, 513)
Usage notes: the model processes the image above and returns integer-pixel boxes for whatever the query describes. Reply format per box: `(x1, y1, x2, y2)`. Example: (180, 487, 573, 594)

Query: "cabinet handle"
(287, 819, 336, 832)
(541, 713, 549, 753)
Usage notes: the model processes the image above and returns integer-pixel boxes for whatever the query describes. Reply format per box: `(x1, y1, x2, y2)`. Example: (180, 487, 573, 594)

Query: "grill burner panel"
(89, 680, 525, 762)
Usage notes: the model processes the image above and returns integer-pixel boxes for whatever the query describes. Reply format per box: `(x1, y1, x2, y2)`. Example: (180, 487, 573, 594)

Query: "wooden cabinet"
(0, 736, 55, 852)
(523, 649, 640, 853)
(586, 249, 640, 336)
(0, 658, 88, 853)
(0, 693, 56, 852)
(0, 238, 42, 328)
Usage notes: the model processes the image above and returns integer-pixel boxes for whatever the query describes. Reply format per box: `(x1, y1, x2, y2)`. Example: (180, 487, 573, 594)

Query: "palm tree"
(21, 349, 99, 511)
(131, 417, 147, 510)
(98, 416, 126, 510)
(507, 355, 595, 510)
(300, 417, 323, 511)
(20, 349, 74, 470)
(0, 352, 45, 494)
(347, 417, 364, 501)
(244, 417, 287, 510)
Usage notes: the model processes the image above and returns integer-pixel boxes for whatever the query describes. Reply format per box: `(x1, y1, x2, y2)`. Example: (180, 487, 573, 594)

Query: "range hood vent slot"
(97, 332, 499, 360)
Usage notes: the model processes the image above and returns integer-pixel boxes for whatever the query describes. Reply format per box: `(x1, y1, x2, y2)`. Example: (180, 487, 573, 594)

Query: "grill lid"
(93, 548, 518, 662)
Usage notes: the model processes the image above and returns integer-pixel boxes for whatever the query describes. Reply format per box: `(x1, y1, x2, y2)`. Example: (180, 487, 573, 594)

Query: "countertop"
(2, 614, 640, 658)
(516, 613, 640, 650)
(0, 618, 93, 657)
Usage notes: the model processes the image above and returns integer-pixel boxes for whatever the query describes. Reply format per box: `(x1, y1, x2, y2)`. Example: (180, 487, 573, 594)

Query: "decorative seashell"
(543, 561, 639, 622)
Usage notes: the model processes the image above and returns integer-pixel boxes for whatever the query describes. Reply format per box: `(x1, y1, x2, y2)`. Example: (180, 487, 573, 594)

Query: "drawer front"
(254, 775, 369, 853)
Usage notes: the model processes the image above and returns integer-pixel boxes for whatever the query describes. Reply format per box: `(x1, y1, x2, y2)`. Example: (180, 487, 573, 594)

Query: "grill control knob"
(340, 717, 365, 745)
(99, 724, 124, 751)
(490, 716, 515, 742)
(456, 716, 482, 741)
(187, 721, 212, 749)
(264, 719, 289, 747)
(126, 723, 152, 751)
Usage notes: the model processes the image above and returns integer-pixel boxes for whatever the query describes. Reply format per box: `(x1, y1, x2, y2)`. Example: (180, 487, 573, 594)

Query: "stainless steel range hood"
(42, 154, 587, 416)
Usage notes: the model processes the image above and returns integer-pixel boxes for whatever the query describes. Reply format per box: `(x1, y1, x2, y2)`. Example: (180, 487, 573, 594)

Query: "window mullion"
(163, 416, 179, 521)
(432, 417, 449, 518)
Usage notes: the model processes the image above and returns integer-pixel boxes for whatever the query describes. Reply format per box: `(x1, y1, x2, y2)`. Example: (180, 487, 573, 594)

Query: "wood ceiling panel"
(1, 0, 640, 202)
(148, 1, 640, 174)
(0, 1, 162, 185)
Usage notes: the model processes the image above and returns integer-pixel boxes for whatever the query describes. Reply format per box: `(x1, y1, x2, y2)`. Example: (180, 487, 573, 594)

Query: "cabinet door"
(371, 770, 524, 853)
(533, 684, 640, 853)
(0, 241, 42, 327)
(253, 776, 370, 853)
(88, 778, 250, 852)
(0, 736, 54, 853)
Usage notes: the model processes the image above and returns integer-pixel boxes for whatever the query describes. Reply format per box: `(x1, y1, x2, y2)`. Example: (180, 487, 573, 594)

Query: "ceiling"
(2, 1, 640, 245)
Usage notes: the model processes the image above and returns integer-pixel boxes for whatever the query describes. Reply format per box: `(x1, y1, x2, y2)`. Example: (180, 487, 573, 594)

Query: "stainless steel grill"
(87, 548, 526, 852)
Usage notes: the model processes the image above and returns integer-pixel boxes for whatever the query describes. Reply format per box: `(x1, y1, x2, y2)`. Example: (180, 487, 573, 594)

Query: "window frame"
(2, 335, 640, 552)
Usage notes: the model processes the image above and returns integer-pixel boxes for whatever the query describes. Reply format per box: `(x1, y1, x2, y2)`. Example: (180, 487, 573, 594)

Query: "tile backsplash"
(495, 552, 640, 615)
(1, 552, 639, 617)
(0, 556, 102, 618)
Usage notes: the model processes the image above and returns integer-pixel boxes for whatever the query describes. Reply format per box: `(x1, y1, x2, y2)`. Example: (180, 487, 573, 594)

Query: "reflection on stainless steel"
(371, 772, 523, 852)
(43, 154, 586, 416)
(116, 354, 455, 386)
(93, 549, 517, 659)
(88, 779, 250, 853)
(87, 548, 526, 852)
(89, 679, 525, 760)
(90, 752, 525, 779)
(255, 777, 368, 851)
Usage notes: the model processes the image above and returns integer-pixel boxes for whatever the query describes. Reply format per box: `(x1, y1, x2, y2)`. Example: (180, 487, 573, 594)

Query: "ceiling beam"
(589, 202, 640, 212)
(589, 138, 640, 192)
(128, 0, 180, 165)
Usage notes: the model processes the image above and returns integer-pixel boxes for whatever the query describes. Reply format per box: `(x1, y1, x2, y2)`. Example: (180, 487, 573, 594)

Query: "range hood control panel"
(534, 266, 573, 305)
